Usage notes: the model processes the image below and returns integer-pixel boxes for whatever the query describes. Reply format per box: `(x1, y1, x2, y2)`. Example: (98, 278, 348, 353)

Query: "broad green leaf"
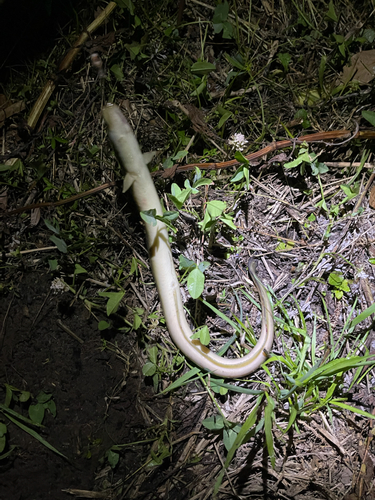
(173, 150, 188, 160)
(142, 362, 156, 377)
(191, 61, 216, 75)
(36, 392, 52, 404)
(202, 414, 225, 430)
(223, 425, 242, 451)
(213, 0, 229, 23)
(98, 320, 110, 331)
(133, 314, 142, 330)
(220, 214, 237, 230)
(187, 268, 205, 299)
(193, 177, 213, 188)
(29, 404, 45, 425)
(277, 52, 291, 72)
(197, 325, 210, 346)
(18, 391, 30, 403)
(362, 110, 375, 127)
(98, 291, 125, 316)
(206, 200, 226, 218)
(198, 261, 210, 273)
(217, 110, 232, 128)
(179, 255, 196, 271)
(326, 0, 338, 21)
(234, 151, 249, 164)
(50, 235, 67, 253)
(110, 63, 125, 80)
(284, 151, 311, 169)
(124, 42, 142, 61)
(74, 264, 87, 275)
(140, 209, 157, 226)
(148, 346, 158, 364)
(107, 449, 120, 468)
(44, 219, 60, 234)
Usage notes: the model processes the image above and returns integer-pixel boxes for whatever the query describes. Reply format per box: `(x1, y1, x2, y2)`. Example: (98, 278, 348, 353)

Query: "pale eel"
(102, 103, 274, 378)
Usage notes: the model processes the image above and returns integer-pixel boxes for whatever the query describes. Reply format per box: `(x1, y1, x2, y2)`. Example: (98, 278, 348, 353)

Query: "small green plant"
(328, 272, 350, 299)
(0, 384, 66, 460)
(44, 218, 68, 253)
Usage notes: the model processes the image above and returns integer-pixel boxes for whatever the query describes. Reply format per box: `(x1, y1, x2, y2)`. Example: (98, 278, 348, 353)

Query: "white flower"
(228, 133, 248, 151)
(50, 278, 70, 294)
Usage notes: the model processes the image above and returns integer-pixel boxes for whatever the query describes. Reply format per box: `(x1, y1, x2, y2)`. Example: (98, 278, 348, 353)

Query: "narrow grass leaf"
(159, 368, 201, 393)
(264, 394, 276, 468)
(331, 401, 375, 419)
(6, 414, 68, 460)
(347, 302, 375, 330)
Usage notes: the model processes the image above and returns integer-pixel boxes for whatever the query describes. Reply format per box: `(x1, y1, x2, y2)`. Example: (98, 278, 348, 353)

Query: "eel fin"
(123, 173, 136, 193)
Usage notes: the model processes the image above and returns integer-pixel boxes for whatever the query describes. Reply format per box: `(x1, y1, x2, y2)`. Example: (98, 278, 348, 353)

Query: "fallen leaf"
(340, 50, 375, 85)
(369, 185, 375, 209)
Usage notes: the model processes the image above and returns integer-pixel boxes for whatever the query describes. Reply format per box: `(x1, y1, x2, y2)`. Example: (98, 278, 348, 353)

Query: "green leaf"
(98, 320, 110, 331)
(98, 292, 125, 316)
(191, 61, 216, 75)
(0, 423, 7, 437)
(187, 268, 205, 299)
(148, 346, 158, 364)
(198, 261, 210, 273)
(140, 209, 157, 226)
(224, 52, 245, 70)
(330, 401, 375, 418)
(36, 391, 52, 404)
(202, 414, 225, 430)
(50, 235, 67, 253)
(223, 425, 242, 451)
(179, 255, 197, 271)
(319, 55, 327, 88)
(214, 395, 264, 495)
(264, 395, 276, 467)
(142, 362, 157, 377)
(107, 449, 120, 468)
(362, 110, 375, 127)
(220, 214, 237, 230)
(124, 42, 142, 61)
(6, 413, 67, 459)
(217, 110, 232, 128)
(29, 404, 45, 425)
(207, 200, 226, 218)
(18, 391, 30, 403)
(213, 1, 229, 23)
(197, 325, 210, 346)
(311, 162, 329, 175)
(158, 368, 202, 393)
(234, 151, 249, 164)
(110, 64, 125, 81)
(277, 52, 291, 72)
(74, 264, 87, 275)
(173, 150, 188, 160)
(45, 399, 56, 418)
(193, 177, 213, 189)
(326, 0, 338, 21)
(347, 302, 375, 330)
(48, 259, 58, 271)
(44, 219, 60, 234)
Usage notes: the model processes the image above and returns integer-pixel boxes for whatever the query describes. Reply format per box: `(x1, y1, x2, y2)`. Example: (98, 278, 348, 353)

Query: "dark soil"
(0, 271, 150, 499)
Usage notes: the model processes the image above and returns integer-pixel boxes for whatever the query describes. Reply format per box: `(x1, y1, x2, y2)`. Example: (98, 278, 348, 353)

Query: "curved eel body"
(102, 103, 274, 378)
